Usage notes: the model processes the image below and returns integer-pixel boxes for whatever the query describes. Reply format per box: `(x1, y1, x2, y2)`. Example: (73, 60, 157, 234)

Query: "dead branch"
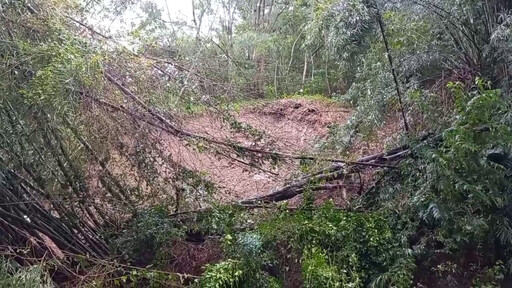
(94, 77, 399, 169)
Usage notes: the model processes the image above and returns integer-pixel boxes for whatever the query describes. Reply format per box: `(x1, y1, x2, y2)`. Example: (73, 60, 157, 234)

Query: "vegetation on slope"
(1, 0, 512, 287)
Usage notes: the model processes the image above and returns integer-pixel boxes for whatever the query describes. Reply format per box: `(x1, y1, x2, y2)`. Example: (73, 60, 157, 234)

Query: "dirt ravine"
(160, 98, 352, 201)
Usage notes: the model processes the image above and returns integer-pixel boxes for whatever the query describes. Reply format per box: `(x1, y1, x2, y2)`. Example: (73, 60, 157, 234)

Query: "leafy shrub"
(301, 246, 343, 288)
(472, 261, 506, 288)
(364, 79, 512, 272)
(113, 206, 185, 262)
(257, 202, 414, 287)
(199, 259, 280, 288)
(198, 229, 280, 288)
(200, 260, 245, 288)
(193, 205, 248, 236)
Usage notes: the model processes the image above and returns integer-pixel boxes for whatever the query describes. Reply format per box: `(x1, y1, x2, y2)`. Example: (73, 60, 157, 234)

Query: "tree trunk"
(375, 3, 410, 132)
(302, 54, 308, 88)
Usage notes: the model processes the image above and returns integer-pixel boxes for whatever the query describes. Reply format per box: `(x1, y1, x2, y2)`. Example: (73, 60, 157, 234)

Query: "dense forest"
(2, 0, 512, 287)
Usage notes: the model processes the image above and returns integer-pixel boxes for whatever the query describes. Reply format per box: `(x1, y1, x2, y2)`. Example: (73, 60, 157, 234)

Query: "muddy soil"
(160, 98, 352, 201)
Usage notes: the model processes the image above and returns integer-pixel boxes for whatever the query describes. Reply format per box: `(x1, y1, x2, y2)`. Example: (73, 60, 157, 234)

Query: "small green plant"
(302, 246, 343, 288)
(199, 259, 281, 288)
(472, 261, 505, 288)
(200, 260, 245, 288)
(0, 259, 53, 288)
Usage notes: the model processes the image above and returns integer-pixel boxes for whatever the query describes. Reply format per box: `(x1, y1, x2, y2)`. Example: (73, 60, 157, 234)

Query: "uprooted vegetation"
(2, 0, 512, 287)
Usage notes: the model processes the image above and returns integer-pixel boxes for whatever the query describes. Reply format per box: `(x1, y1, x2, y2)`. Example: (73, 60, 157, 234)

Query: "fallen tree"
(239, 133, 439, 205)
(238, 126, 504, 206)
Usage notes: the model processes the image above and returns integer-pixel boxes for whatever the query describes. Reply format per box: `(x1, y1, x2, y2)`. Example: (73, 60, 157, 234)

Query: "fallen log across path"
(238, 133, 437, 205)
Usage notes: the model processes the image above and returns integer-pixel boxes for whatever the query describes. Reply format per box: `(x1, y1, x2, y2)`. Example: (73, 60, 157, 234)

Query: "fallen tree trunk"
(239, 133, 436, 205)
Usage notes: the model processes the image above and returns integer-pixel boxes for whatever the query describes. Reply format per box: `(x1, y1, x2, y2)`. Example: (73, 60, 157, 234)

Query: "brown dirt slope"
(160, 98, 351, 201)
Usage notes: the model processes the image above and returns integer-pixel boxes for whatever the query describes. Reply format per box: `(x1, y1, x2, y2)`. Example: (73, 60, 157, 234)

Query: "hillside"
(2, 1, 512, 287)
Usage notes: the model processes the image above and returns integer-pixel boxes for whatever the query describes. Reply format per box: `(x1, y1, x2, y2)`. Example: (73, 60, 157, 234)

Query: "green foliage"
(9, 23, 103, 120)
(199, 259, 281, 288)
(436, 80, 510, 246)
(192, 205, 247, 236)
(113, 206, 185, 261)
(0, 259, 53, 288)
(472, 261, 506, 288)
(198, 212, 281, 288)
(200, 260, 245, 288)
(257, 202, 414, 287)
(119, 268, 182, 288)
(301, 246, 342, 288)
(436, 80, 512, 247)
(364, 79, 512, 278)
(303, 70, 339, 95)
(325, 43, 393, 152)
(321, 19, 400, 152)
(5, 0, 512, 286)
